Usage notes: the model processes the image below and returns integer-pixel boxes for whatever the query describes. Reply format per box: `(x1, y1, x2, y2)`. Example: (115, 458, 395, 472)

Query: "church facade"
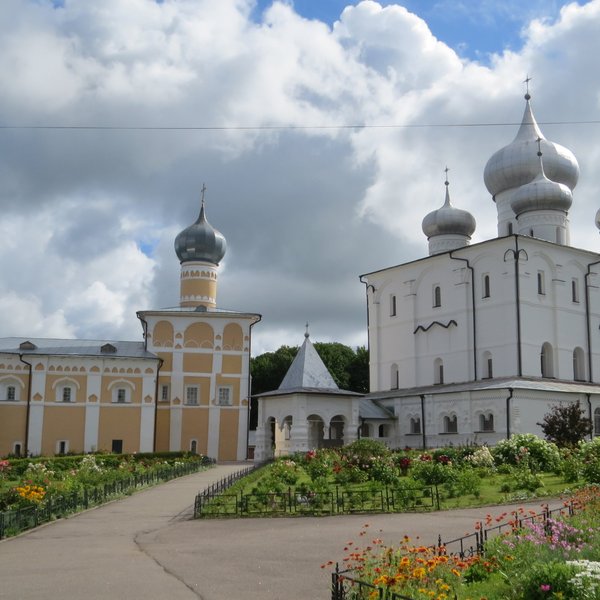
(361, 91, 600, 449)
(0, 196, 260, 460)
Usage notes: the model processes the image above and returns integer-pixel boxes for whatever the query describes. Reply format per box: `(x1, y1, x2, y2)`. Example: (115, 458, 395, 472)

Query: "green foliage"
(517, 561, 580, 599)
(538, 401, 593, 448)
(411, 460, 456, 487)
(340, 439, 389, 461)
(493, 434, 561, 472)
(578, 438, 600, 483)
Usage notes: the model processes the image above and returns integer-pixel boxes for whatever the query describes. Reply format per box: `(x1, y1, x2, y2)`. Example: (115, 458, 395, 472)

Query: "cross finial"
(200, 183, 207, 208)
(444, 166, 450, 186)
(536, 136, 543, 157)
(524, 75, 532, 100)
(304, 322, 310, 339)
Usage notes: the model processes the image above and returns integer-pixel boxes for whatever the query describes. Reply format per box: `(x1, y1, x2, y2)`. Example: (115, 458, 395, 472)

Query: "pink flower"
(540, 584, 551, 592)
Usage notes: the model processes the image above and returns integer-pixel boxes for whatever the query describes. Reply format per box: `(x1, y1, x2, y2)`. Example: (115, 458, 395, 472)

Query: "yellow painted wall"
(0, 404, 27, 456)
(41, 406, 86, 455)
(152, 320, 174, 346)
(181, 407, 209, 455)
(157, 352, 173, 372)
(223, 323, 243, 350)
(97, 406, 141, 453)
(183, 322, 214, 348)
(180, 279, 217, 304)
(155, 408, 170, 452)
(221, 355, 242, 374)
(183, 353, 213, 373)
(218, 409, 240, 461)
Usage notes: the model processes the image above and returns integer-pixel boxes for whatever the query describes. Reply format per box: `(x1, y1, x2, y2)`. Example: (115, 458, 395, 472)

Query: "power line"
(0, 120, 599, 131)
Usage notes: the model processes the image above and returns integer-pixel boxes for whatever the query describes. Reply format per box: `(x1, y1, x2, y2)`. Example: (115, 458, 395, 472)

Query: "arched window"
(410, 417, 421, 434)
(572, 279, 579, 303)
(443, 415, 457, 434)
(482, 274, 491, 299)
(390, 364, 399, 390)
(190, 439, 198, 454)
(378, 424, 390, 438)
(360, 422, 371, 438)
(537, 271, 545, 295)
(390, 294, 397, 317)
(434, 358, 444, 384)
(433, 286, 442, 308)
(479, 413, 494, 432)
(573, 347, 585, 381)
(541, 343, 554, 378)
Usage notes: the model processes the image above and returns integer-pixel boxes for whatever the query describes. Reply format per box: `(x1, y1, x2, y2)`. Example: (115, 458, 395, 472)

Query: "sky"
(0, 0, 599, 356)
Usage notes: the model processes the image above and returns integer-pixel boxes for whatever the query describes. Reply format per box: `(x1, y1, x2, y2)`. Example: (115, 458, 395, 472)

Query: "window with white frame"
(390, 294, 397, 317)
(217, 386, 232, 406)
(443, 415, 458, 434)
(7, 386, 15, 401)
(185, 386, 199, 406)
(409, 417, 421, 435)
(117, 388, 127, 403)
(56, 440, 69, 455)
(61, 386, 73, 403)
(160, 384, 169, 402)
(110, 384, 132, 404)
(537, 271, 546, 295)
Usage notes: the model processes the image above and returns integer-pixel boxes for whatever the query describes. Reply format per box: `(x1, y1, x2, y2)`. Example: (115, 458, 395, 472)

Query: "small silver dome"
(174, 198, 226, 265)
(422, 181, 476, 239)
(511, 153, 572, 217)
(594, 208, 600, 231)
(484, 94, 579, 198)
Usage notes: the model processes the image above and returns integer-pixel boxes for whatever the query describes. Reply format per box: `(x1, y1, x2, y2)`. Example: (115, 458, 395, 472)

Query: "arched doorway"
(307, 414, 324, 449)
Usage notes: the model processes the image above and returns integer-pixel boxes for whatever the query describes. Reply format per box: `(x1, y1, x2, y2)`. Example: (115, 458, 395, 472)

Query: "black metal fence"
(330, 501, 575, 600)
(195, 483, 437, 518)
(0, 458, 213, 539)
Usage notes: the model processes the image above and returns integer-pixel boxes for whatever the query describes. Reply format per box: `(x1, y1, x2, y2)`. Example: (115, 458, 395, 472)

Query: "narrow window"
(190, 439, 198, 454)
(541, 343, 553, 378)
(573, 347, 585, 381)
(218, 387, 231, 406)
(537, 271, 545, 295)
(434, 359, 444, 384)
(186, 386, 199, 406)
(390, 294, 397, 317)
(360, 422, 370, 438)
(7, 386, 16, 401)
(57, 440, 68, 455)
(410, 417, 421, 435)
(161, 384, 169, 402)
(117, 388, 127, 403)
(62, 387, 72, 402)
(444, 415, 457, 434)
(595, 408, 600, 436)
(572, 279, 579, 303)
(111, 439, 123, 454)
(487, 358, 493, 379)
(479, 414, 494, 432)
(391, 364, 399, 390)
(507, 222, 513, 235)
(433, 285, 442, 308)
(378, 424, 389, 438)
(482, 274, 491, 299)
(13, 443, 22, 457)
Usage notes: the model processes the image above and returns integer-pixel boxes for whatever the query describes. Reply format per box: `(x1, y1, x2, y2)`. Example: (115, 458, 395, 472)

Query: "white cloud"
(0, 0, 599, 355)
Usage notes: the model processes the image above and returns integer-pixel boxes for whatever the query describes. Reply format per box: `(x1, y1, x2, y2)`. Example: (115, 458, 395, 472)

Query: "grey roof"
(359, 399, 395, 420)
(279, 333, 339, 391)
(366, 376, 600, 401)
(257, 386, 362, 398)
(0, 337, 157, 360)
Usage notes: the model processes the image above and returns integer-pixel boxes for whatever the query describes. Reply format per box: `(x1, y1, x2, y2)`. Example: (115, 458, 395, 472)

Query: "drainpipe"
(420, 394, 426, 450)
(152, 357, 163, 452)
(247, 315, 262, 460)
(359, 276, 374, 390)
(19, 353, 33, 457)
(506, 387, 514, 440)
(584, 258, 600, 383)
(586, 393, 593, 441)
(448, 251, 477, 381)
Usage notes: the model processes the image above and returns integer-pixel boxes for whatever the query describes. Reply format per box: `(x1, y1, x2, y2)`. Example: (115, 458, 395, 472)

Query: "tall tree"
(537, 401, 592, 448)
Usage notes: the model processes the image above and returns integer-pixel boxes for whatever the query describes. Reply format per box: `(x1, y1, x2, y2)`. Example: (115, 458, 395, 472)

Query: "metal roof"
(359, 399, 395, 420)
(366, 376, 600, 401)
(0, 337, 157, 360)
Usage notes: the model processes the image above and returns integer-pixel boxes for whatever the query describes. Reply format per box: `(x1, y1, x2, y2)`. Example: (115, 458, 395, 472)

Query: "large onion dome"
(511, 149, 573, 217)
(484, 93, 579, 198)
(174, 196, 226, 265)
(596, 208, 600, 232)
(422, 179, 476, 239)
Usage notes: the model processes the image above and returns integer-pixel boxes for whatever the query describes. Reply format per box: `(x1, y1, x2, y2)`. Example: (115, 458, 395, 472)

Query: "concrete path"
(0, 465, 566, 600)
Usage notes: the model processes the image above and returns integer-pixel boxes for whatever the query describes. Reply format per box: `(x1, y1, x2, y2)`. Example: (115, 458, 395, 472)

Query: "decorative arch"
(390, 363, 399, 390)
(573, 347, 585, 381)
(541, 342, 554, 378)
(222, 323, 243, 351)
(329, 415, 345, 441)
(184, 322, 214, 348)
(152, 321, 174, 347)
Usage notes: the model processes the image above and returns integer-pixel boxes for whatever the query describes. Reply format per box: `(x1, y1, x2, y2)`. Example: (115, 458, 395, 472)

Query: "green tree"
(537, 401, 592, 448)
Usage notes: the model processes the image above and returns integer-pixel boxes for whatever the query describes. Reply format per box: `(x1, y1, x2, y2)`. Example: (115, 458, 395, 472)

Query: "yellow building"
(0, 195, 260, 460)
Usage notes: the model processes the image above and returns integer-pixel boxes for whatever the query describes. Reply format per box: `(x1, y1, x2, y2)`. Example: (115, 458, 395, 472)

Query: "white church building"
(255, 90, 600, 459)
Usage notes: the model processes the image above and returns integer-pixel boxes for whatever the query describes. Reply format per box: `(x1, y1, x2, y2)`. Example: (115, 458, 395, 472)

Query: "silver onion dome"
(422, 179, 476, 239)
(594, 208, 600, 232)
(174, 196, 226, 265)
(484, 94, 579, 198)
(510, 150, 573, 217)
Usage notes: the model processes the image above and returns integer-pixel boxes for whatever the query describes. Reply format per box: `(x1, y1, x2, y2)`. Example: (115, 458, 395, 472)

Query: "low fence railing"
(195, 483, 437, 518)
(0, 458, 214, 539)
(331, 501, 575, 600)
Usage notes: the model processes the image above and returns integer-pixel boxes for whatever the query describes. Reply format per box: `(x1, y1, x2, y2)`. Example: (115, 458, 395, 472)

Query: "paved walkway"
(0, 465, 566, 600)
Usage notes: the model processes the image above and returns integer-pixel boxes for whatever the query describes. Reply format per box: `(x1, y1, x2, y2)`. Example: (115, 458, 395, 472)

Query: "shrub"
(518, 560, 580, 599)
(493, 434, 560, 472)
